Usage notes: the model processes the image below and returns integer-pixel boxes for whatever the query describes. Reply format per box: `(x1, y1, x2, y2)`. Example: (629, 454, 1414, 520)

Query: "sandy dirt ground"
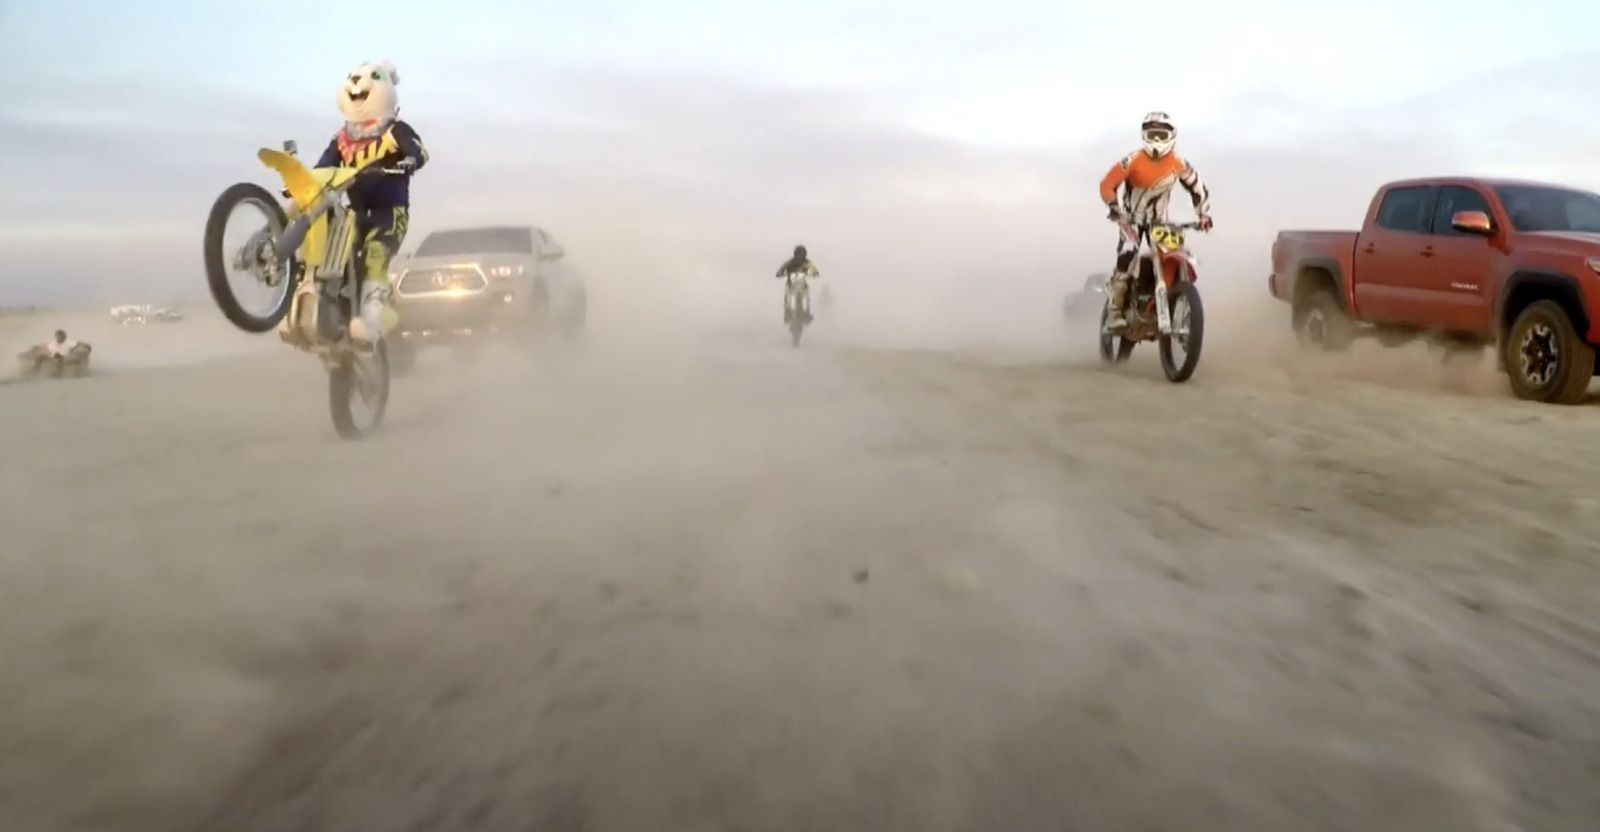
(1, 297, 1598, 832)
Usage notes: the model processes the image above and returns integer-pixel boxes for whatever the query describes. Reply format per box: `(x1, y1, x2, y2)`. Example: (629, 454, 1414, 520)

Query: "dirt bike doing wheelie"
(1099, 220, 1208, 383)
(203, 140, 394, 439)
(781, 270, 813, 347)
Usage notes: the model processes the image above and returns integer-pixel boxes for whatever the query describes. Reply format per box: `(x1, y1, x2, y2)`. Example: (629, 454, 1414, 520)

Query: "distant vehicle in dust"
(386, 224, 587, 372)
(1062, 272, 1109, 323)
(110, 304, 184, 324)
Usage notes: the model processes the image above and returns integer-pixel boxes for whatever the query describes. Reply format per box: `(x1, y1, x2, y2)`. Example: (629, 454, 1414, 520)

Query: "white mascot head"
(337, 60, 400, 136)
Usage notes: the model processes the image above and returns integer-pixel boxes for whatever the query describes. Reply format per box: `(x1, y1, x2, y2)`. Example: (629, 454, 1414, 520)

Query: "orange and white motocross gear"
(1097, 146, 1211, 333)
(1097, 150, 1210, 227)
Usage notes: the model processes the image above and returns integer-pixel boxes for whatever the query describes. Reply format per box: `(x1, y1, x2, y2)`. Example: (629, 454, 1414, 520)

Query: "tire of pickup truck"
(1503, 300, 1595, 405)
(1295, 289, 1355, 352)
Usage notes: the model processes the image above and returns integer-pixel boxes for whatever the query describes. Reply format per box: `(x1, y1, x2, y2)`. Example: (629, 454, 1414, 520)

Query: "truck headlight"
(488, 265, 523, 278)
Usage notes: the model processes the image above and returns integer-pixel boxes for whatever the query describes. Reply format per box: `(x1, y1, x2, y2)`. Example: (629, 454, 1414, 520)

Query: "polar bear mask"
(337, 61, 400, 135)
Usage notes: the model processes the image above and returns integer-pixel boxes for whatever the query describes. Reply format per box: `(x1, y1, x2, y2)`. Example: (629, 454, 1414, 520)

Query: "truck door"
(1421, 185, 1496, 333)
(1355, 185, 1437, 322)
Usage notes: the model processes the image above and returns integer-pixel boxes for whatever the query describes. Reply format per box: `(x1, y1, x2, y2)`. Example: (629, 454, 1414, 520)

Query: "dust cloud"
(3, 47, 1600, 832)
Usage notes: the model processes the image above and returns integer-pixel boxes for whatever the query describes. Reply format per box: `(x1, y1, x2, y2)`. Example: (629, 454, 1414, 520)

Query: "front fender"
(1495, 268, 1593, 343)
(1161, 251, 1200, 284)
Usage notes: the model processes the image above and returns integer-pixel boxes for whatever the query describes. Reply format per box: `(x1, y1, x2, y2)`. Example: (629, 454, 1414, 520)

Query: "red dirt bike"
(1098, 220, 1208, 383)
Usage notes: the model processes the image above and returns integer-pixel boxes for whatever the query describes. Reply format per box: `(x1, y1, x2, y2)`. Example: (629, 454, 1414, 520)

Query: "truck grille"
(395, 267, 489, 297)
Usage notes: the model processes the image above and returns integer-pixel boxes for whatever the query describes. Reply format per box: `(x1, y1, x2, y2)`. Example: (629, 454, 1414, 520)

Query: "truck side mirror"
(1451, 210, 1493, 236)
(540, 243, 566, 261)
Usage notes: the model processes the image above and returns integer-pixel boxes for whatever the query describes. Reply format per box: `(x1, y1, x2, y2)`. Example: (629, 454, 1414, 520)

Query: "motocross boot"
(1102, 272, 1132, 333)
(349, 240, 399, 347)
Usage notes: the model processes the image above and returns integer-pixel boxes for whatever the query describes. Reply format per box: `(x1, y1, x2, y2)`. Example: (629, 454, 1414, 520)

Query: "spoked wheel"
(1097, 303, 1136, 365)
(329, 340, 391, 440)
(203, 183, 298, 333)
(1158, 280, 1205, 382)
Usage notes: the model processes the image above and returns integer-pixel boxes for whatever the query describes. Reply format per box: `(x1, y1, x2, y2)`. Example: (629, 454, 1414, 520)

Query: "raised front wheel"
(203, 182, 297, 333)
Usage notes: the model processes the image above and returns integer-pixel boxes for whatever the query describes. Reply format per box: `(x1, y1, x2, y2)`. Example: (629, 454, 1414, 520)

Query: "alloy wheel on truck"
(1503, 300, 1595, 405)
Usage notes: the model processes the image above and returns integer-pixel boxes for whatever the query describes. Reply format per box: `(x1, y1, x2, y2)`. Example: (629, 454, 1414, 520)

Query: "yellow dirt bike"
(202, 140, 393, 439)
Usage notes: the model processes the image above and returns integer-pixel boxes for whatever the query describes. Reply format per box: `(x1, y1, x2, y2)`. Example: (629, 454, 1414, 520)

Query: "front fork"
(1154, 280, 1172, 335)
(1149, 251, 1173, 335)
(786, 281, 809, 315)
(1111, 224, 1174, 336)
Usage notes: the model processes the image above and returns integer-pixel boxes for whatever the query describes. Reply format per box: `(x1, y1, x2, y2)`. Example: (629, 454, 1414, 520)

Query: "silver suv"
(387, 225, 586, 369)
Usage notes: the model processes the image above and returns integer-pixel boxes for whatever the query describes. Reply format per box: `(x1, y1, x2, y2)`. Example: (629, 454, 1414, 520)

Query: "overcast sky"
(0, 0, 1596, 312)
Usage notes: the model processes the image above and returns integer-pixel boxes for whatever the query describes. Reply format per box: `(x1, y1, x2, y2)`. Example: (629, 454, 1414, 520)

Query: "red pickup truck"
(1269, 176, 1600, 403)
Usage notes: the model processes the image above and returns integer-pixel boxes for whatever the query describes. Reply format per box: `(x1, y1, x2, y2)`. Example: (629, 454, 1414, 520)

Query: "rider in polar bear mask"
(312, 60, 428, 347)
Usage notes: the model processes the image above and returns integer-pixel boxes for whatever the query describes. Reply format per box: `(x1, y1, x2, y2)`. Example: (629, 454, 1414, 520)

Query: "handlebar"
(1115, 219, 1208, 231)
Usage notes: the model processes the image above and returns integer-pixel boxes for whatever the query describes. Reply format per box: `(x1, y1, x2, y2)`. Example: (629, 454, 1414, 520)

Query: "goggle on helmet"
(1141, 111, 1176, 157)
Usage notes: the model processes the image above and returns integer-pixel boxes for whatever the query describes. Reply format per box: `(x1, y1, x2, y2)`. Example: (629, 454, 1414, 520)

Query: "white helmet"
(1141, 111, 1176, 157)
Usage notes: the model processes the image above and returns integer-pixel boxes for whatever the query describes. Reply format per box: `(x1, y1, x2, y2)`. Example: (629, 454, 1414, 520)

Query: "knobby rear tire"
(329, 340, 391, 440)
(203, 182, 295, 333)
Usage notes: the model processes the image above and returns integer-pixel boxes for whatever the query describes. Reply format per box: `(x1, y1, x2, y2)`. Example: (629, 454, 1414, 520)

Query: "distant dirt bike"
(1099, 220, 1208, 383)
(202, 141, 394, 440)
(782, 270, 814, 347)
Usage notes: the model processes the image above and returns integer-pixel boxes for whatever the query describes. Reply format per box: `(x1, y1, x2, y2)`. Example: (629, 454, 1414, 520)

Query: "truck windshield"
(415, 227, 534, 257)
(1493, 185, 1600, 233)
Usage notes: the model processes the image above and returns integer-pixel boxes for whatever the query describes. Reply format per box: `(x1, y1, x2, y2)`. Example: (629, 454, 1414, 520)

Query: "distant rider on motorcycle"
(774, 245, 821, 324)
(309, 60, 429, 347)
(1097, 112, 1212, 333)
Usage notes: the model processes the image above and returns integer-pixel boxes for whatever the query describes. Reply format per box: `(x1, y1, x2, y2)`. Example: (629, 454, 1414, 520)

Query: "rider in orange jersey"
(1097, 112, 1212, 332)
